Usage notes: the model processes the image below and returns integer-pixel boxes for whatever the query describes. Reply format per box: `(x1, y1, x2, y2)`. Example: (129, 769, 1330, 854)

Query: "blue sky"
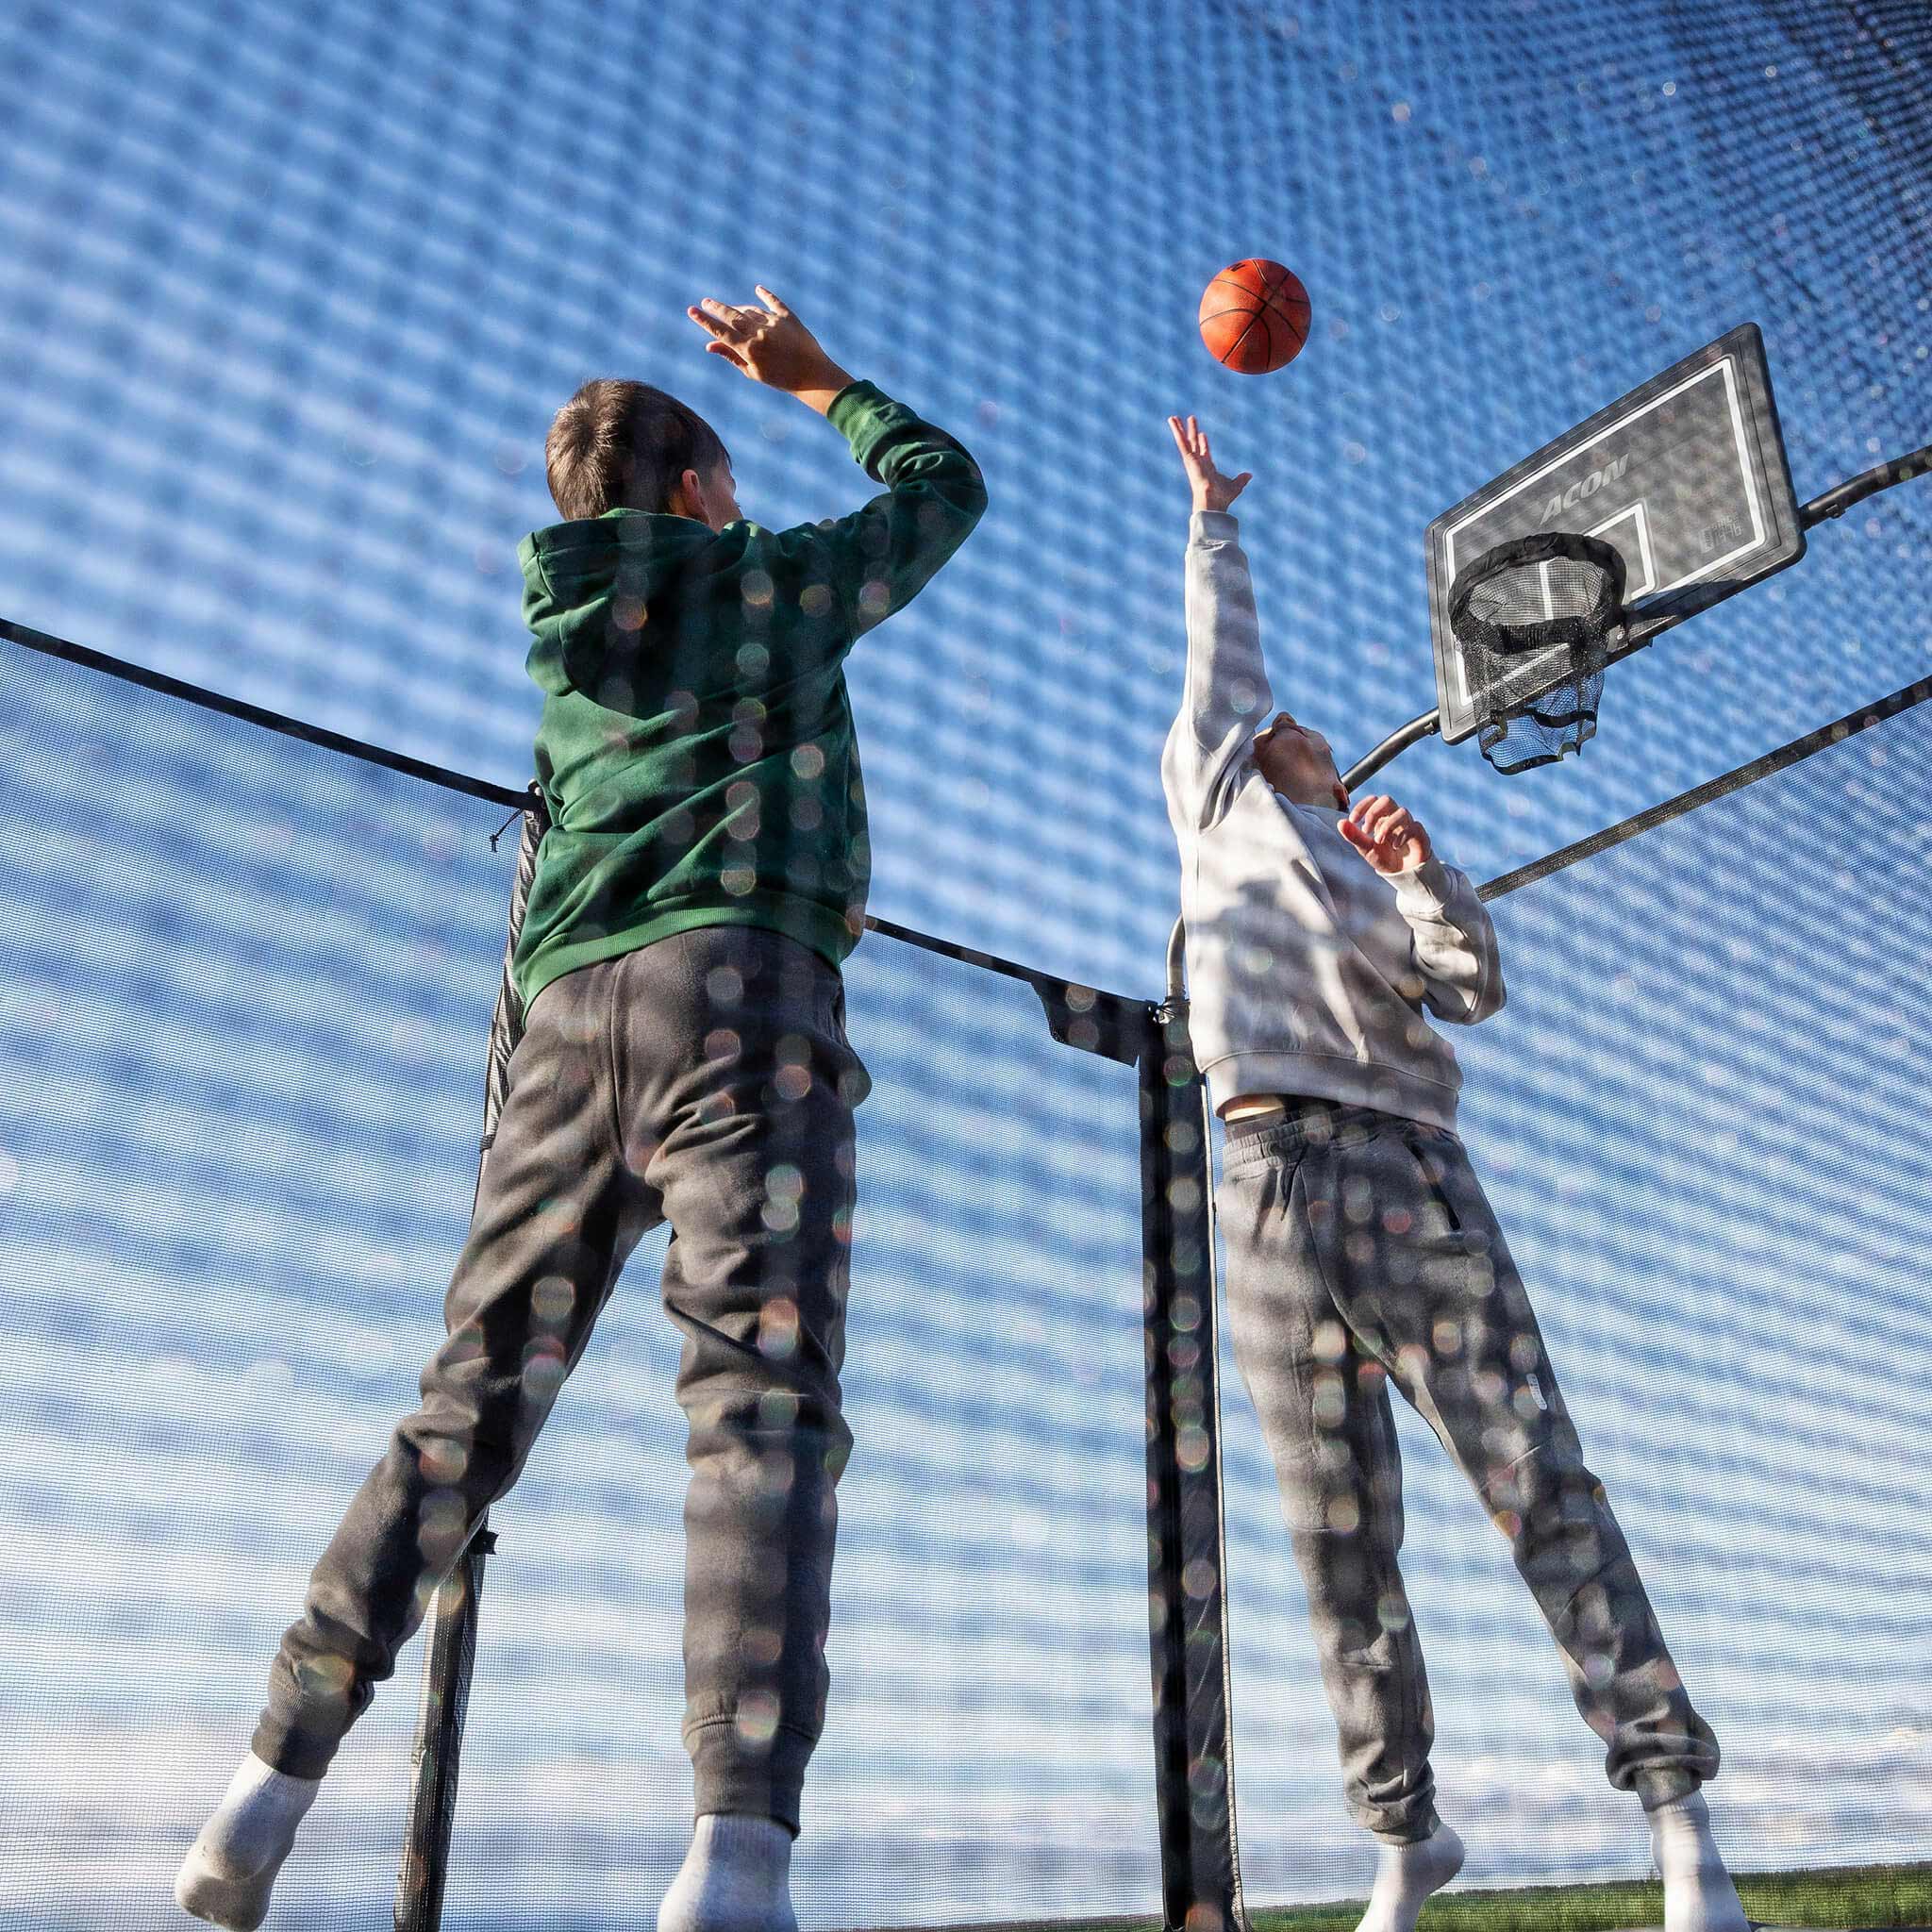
(1, 1, 1928, 1923)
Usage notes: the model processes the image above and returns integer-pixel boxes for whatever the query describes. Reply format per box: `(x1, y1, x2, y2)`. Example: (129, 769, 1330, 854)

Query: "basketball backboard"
(1425, 324, 1806, 744)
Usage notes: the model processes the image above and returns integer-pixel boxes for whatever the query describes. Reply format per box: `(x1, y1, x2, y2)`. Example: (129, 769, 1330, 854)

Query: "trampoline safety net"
(0, 637, 1158, 1930)
(0, 0, 1929, 1927)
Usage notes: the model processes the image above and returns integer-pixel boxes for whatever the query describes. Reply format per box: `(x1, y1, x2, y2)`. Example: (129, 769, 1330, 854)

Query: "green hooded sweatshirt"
(508, 381, 986, 1012)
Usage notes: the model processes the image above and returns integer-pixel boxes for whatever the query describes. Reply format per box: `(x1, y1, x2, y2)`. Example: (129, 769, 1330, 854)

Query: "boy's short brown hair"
(544, 379, 730, 521)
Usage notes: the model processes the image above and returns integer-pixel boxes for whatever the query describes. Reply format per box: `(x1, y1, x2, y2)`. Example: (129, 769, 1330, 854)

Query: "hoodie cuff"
(1391, 857, 1457, 913)
(826, 379, 908, 476)
(1190, 509, 1241, 544)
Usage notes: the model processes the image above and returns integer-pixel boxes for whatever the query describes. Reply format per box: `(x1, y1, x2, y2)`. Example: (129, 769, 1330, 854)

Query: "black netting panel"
(0, 638, 1156, 1929)
(1, 1, 1927, 970)
(2, 0, 1929, 1922)
(0, 643, 507, 1924)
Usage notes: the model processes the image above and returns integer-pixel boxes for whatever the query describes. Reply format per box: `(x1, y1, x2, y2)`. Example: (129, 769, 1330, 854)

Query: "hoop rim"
(1447, 531, 1627, 658)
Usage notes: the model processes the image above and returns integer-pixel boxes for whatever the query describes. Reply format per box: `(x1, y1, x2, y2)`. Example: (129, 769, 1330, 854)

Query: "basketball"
(1198, 258, 1311, 374)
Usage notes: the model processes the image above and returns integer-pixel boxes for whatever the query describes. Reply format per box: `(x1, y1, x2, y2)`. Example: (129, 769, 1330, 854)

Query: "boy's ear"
(665, 468, 701, 520)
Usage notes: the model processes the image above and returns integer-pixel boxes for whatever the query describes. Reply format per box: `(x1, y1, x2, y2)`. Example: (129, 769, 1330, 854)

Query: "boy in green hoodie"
(178, 289, 987, 1932)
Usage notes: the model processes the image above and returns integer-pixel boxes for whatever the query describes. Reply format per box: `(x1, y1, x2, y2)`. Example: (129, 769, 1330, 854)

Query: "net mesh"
(0, 637, 1157, 1931)
(0, 0, 1928, 947)
(0, 0, 1929, 1923)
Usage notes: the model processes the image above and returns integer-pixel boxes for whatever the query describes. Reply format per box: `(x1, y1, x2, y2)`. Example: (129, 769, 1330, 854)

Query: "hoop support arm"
(1798, 441, 1931, 528)
(1340, 708, 1441, 791)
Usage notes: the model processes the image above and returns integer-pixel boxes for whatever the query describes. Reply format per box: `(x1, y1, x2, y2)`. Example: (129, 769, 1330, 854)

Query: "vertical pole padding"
(393, 785, 550, 1932)
(1139, 958, 1248, 1932)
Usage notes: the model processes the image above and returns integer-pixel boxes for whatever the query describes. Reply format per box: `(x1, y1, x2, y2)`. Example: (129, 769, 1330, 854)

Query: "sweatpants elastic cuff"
(689, 1719, 815, 1837)
(1633, 1766, 1702, 1811)
(1367, 1803, 1443, 1848)
(248, 1715, 341, 1782)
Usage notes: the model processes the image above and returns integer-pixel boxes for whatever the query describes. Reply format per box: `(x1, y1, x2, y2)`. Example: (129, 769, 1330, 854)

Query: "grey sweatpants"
(1216, 1101, 1719, 1845)
(251, 925, 866, 1834)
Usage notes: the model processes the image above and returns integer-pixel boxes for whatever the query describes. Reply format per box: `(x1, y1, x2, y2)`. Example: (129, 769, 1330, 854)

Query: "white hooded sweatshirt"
(1161, 509, 1505, 1128)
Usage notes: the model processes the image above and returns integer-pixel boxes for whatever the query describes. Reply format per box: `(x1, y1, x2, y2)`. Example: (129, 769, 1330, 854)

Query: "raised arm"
(689, 287, 986, 633)
(1161, 415, 1269, 825)
(1341, 795, 1507, 1023)
(794, 384, 986, 632)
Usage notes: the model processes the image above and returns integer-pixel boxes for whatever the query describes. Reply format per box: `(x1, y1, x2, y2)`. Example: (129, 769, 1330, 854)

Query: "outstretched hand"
(1168, 414, 1252, 513)
(1340, 794, 1433, 874)
(686, 287, 855, 414)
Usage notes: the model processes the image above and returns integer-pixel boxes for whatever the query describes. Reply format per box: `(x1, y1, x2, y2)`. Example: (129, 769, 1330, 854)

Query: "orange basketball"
(1198, 258, 1311, 375)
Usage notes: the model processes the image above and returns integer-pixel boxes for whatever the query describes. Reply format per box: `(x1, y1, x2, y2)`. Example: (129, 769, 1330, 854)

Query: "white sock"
(1356, 1822, 1465, 1932)
(1650, 1790, 1750, 1932)
(655, 1813, 797, 1932)
(175, 1753, 322, 1930)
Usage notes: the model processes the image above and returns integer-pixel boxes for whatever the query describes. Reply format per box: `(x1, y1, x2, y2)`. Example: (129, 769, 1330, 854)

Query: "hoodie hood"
(518, 509, 728, 697)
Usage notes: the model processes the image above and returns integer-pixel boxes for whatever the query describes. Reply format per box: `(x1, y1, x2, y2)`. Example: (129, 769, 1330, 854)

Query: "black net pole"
(393, 785, 549, 1932)
(1020, 953, 1248, 1932)
(1138, 980, 1247, 1932)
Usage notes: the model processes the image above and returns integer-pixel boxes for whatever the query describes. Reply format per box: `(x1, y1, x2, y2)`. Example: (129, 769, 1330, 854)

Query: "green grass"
(966, 1864, 1932, 1932)
(1243, 1858, 1932, 1930)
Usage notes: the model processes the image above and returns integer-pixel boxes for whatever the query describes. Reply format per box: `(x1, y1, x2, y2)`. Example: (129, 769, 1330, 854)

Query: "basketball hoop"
(1447, 532, 1625, 773)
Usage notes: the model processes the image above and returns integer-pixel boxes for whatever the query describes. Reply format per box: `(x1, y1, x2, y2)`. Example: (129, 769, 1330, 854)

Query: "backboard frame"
(1425, 323, 1807, 745)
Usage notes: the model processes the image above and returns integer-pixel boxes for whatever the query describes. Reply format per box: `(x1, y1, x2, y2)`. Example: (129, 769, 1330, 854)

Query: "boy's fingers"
(698, 297, 755, 335)
(688, 305, 742, 341)
(755, 285, 791, 316)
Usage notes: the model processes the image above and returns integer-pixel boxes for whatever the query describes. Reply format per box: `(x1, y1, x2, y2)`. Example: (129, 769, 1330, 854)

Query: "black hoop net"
(1449, 533, 1626, 774)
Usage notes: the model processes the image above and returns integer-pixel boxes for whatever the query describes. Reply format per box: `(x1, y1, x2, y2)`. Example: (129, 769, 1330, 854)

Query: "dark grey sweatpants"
(252, 925, 866, 1834)
(1216, 1101, 1720, 1845)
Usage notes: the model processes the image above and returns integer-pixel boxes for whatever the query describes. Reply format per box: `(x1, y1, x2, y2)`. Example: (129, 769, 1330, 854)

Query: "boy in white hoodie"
(1160, 415, 1747, 1932)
